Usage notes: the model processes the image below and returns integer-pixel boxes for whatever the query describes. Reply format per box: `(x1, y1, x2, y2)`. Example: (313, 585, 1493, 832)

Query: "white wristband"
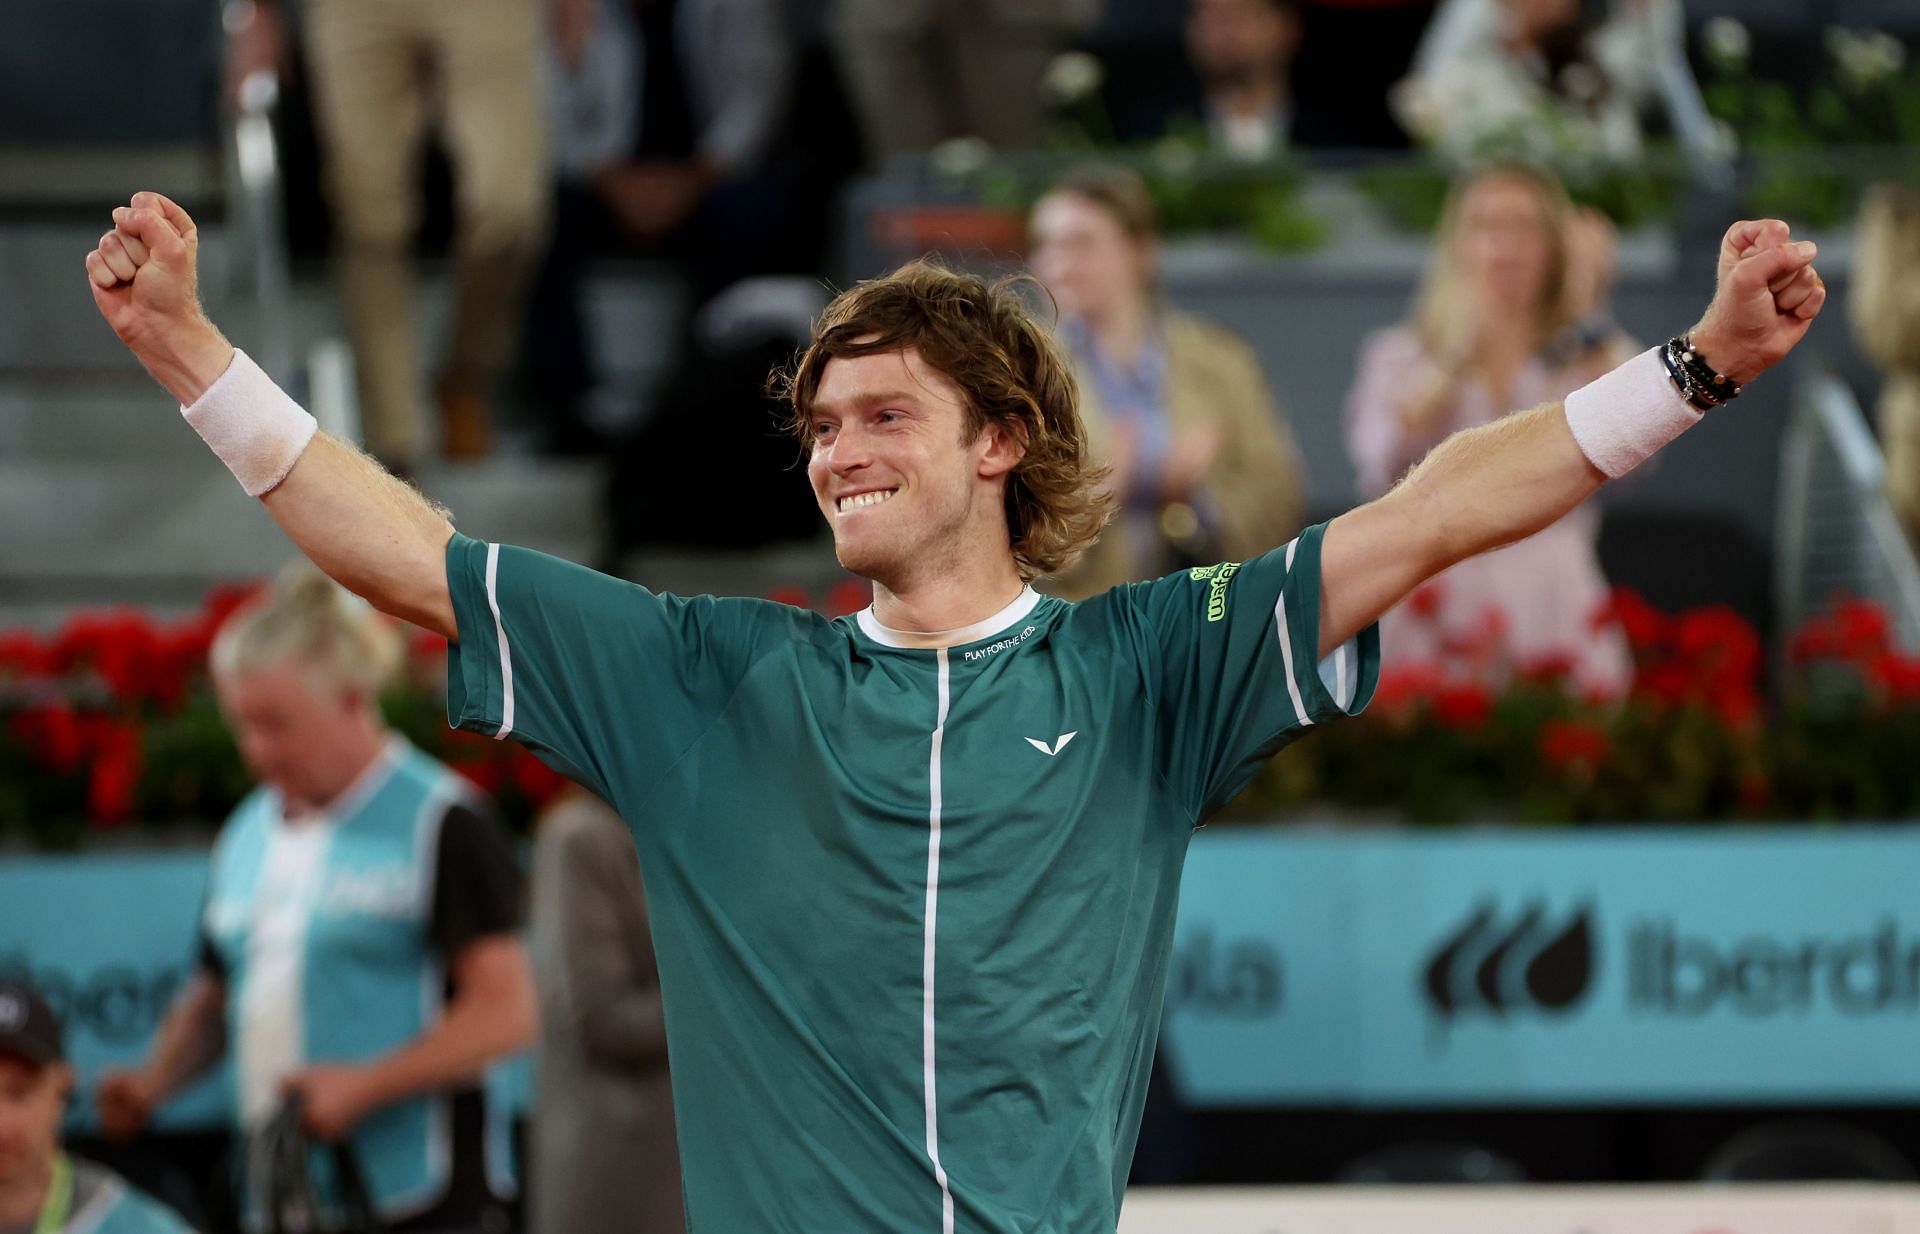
(180, 349, 319, 497)
(1562, 346, 1704, 479)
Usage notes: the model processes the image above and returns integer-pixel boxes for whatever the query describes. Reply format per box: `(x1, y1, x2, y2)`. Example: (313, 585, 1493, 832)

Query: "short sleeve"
(443, 534, 790, 806)
(428, 802, 526, 958)
(1126, 520, 1380, 821)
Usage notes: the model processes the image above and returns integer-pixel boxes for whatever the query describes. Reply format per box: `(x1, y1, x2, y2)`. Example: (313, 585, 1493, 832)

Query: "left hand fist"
(282, 1065, 376, 1142)
(1687, 219, 1825, 387)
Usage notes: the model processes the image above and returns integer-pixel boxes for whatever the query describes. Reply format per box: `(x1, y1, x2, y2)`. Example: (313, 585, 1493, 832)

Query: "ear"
(975, 418, 1029, 481)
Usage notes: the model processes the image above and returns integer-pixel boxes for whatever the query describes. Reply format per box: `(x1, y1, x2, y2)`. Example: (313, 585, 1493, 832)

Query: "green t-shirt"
(446, 522, 1377, 1233)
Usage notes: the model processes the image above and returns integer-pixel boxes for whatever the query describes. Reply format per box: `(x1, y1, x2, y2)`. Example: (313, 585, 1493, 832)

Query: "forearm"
(355, 984, 537, 1111)
(1318, 404, 1603, 657)
(141, 976, 228, 1100)
(261, 433, 458, 639)
(133, 318, 457, 639)
(1399, 401, 1605, 570)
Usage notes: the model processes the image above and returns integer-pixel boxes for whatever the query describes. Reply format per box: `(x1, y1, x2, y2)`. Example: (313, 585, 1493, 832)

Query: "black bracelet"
(1659, 338, 1718, 412)
(1672, 335, 1741, 406)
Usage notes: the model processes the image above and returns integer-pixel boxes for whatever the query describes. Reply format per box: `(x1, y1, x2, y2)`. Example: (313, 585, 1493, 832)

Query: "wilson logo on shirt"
(1024, 732, 1078, 757)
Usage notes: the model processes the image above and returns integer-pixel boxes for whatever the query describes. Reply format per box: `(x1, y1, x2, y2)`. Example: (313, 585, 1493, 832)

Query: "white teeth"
(838, 490, 896, 512)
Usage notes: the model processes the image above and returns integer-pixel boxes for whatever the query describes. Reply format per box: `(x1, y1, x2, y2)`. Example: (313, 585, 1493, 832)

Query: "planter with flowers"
(6, 577, 1920, 848)
(1225, 586, 1920, 826)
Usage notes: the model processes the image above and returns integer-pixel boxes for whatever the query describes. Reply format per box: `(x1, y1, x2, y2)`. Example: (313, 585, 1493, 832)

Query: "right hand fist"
(86, 191, 204, 352)
(94, 1068, 157, 1142)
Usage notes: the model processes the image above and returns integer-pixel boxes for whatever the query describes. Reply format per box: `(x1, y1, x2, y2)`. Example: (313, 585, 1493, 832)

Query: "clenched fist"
(1688, 218, 1827, 387)
(85, 191, 235, 404)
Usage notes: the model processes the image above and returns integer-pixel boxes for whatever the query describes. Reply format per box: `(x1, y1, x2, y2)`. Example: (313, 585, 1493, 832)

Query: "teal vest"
(203, 743, 516, 1220)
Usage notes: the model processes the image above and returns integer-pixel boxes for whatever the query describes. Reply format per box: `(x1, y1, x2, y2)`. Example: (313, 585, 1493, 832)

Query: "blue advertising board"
(8, 825, 1920, 1113)
(1163, 826, 1920, 1106)
(0, 851, 231, 1130)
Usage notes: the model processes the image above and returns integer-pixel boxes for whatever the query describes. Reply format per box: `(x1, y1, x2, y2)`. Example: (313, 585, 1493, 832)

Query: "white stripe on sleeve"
(484, 542, 515, 740)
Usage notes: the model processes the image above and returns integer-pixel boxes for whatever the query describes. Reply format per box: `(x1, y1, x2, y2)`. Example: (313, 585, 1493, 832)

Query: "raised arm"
(86, 193, 458, 639)
(1316, 218, 1827, 658)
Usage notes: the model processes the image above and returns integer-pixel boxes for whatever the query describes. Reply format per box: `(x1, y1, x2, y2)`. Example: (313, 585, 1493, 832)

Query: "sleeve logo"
(1188, 561, 1241, 622)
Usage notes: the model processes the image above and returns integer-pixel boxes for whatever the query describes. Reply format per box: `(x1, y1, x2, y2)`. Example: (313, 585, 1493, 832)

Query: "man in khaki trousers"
(230, 0, 549, 466)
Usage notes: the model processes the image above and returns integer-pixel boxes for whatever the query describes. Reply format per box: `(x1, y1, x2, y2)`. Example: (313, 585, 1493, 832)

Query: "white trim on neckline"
(855, 587, 1042, 650)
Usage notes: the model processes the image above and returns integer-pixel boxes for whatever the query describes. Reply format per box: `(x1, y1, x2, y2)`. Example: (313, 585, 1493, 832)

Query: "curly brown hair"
(773, 259, 1113, 581)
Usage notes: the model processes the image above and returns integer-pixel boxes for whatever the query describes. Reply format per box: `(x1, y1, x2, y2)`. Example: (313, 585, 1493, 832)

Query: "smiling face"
(805, 347, 1024, 590)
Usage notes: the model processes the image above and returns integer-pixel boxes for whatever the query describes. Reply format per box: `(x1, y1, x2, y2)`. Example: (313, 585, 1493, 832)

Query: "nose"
(820, 424, 872, 476)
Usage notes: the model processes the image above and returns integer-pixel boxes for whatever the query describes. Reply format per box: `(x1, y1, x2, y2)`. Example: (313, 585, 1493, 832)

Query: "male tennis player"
(88, 192, 1822, 1232)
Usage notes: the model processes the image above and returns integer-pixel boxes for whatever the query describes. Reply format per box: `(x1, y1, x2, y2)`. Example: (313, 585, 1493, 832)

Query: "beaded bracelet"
(1661, 335, 1741, 412)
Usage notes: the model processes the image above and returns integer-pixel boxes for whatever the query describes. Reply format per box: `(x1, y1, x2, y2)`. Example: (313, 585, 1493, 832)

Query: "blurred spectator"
(227, 0, 548, 466)
(1288, 0, 1437, 148)
(0, 982, 195, 1234)
(528, 791, 682, 1234)
(831, 0, 1099, 163)
(1185, 0, 1302, 158)
(606, 278, 826, 552)
(1394, 0, 1684, 161)
(527, 0, 796, 453)
(94, 566, 535, 1233)
(1344, 164, 1632, 692)
(1030, 165, 1306, 596)
(1852, 184, 1920, 546)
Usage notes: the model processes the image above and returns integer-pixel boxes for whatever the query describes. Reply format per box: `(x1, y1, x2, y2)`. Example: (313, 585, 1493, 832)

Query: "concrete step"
(0, 371, 202, 462)
(0, 455, 605, 602)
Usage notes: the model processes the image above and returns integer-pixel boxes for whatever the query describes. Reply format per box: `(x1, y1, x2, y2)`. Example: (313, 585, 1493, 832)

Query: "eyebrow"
(810, 389, 926, 418)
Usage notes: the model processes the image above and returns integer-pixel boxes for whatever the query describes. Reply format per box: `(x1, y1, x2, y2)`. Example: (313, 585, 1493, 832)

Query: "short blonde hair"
(1411, 164, 1576, 357)
(210, 562, 401, 697)
(775, 259, 1114, 581)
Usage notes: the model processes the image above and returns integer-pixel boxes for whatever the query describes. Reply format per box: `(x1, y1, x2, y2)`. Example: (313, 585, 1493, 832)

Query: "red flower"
(1635, 662, 1693, 706)
(1709, 684, 1762, 729)
(1539, 719, 1610, 771)
(1432, 681, 1493, 730)
(52, 609, 169, 702)
(1406, 583, 1445, 621)
(10, 704, 89, 775)
(1517, 651, 1577, 687)
(408, 627, 449, 663)
(450, 757, 505, 797)
(765, 585, 810, 609)
(823, 580, 871, 618)
(1441, 607, 1508, 661)
(511, 751, 571, 809)
(1673, 606, 1762, 699)
(1832, 597, 1892, 662)
(0, 628, 52, 679)
(86, 720, 142, 825)
(1602, 588, 1668, 650)
(1868, 652, 1920, 700)
(1372, 663, 1446, 713)
(1788, 616, 1840, 665)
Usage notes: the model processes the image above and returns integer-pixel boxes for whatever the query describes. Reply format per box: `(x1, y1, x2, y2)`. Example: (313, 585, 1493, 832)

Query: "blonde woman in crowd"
(1345, 163, 1633, 692)
(1030, 164, 1307, 596)
(1853, 184, 1920, 545)
(95, 565, 535, 1234)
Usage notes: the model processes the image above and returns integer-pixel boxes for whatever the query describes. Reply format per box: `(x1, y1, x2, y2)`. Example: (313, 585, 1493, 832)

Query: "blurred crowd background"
(6, 0, 1920, 1232)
